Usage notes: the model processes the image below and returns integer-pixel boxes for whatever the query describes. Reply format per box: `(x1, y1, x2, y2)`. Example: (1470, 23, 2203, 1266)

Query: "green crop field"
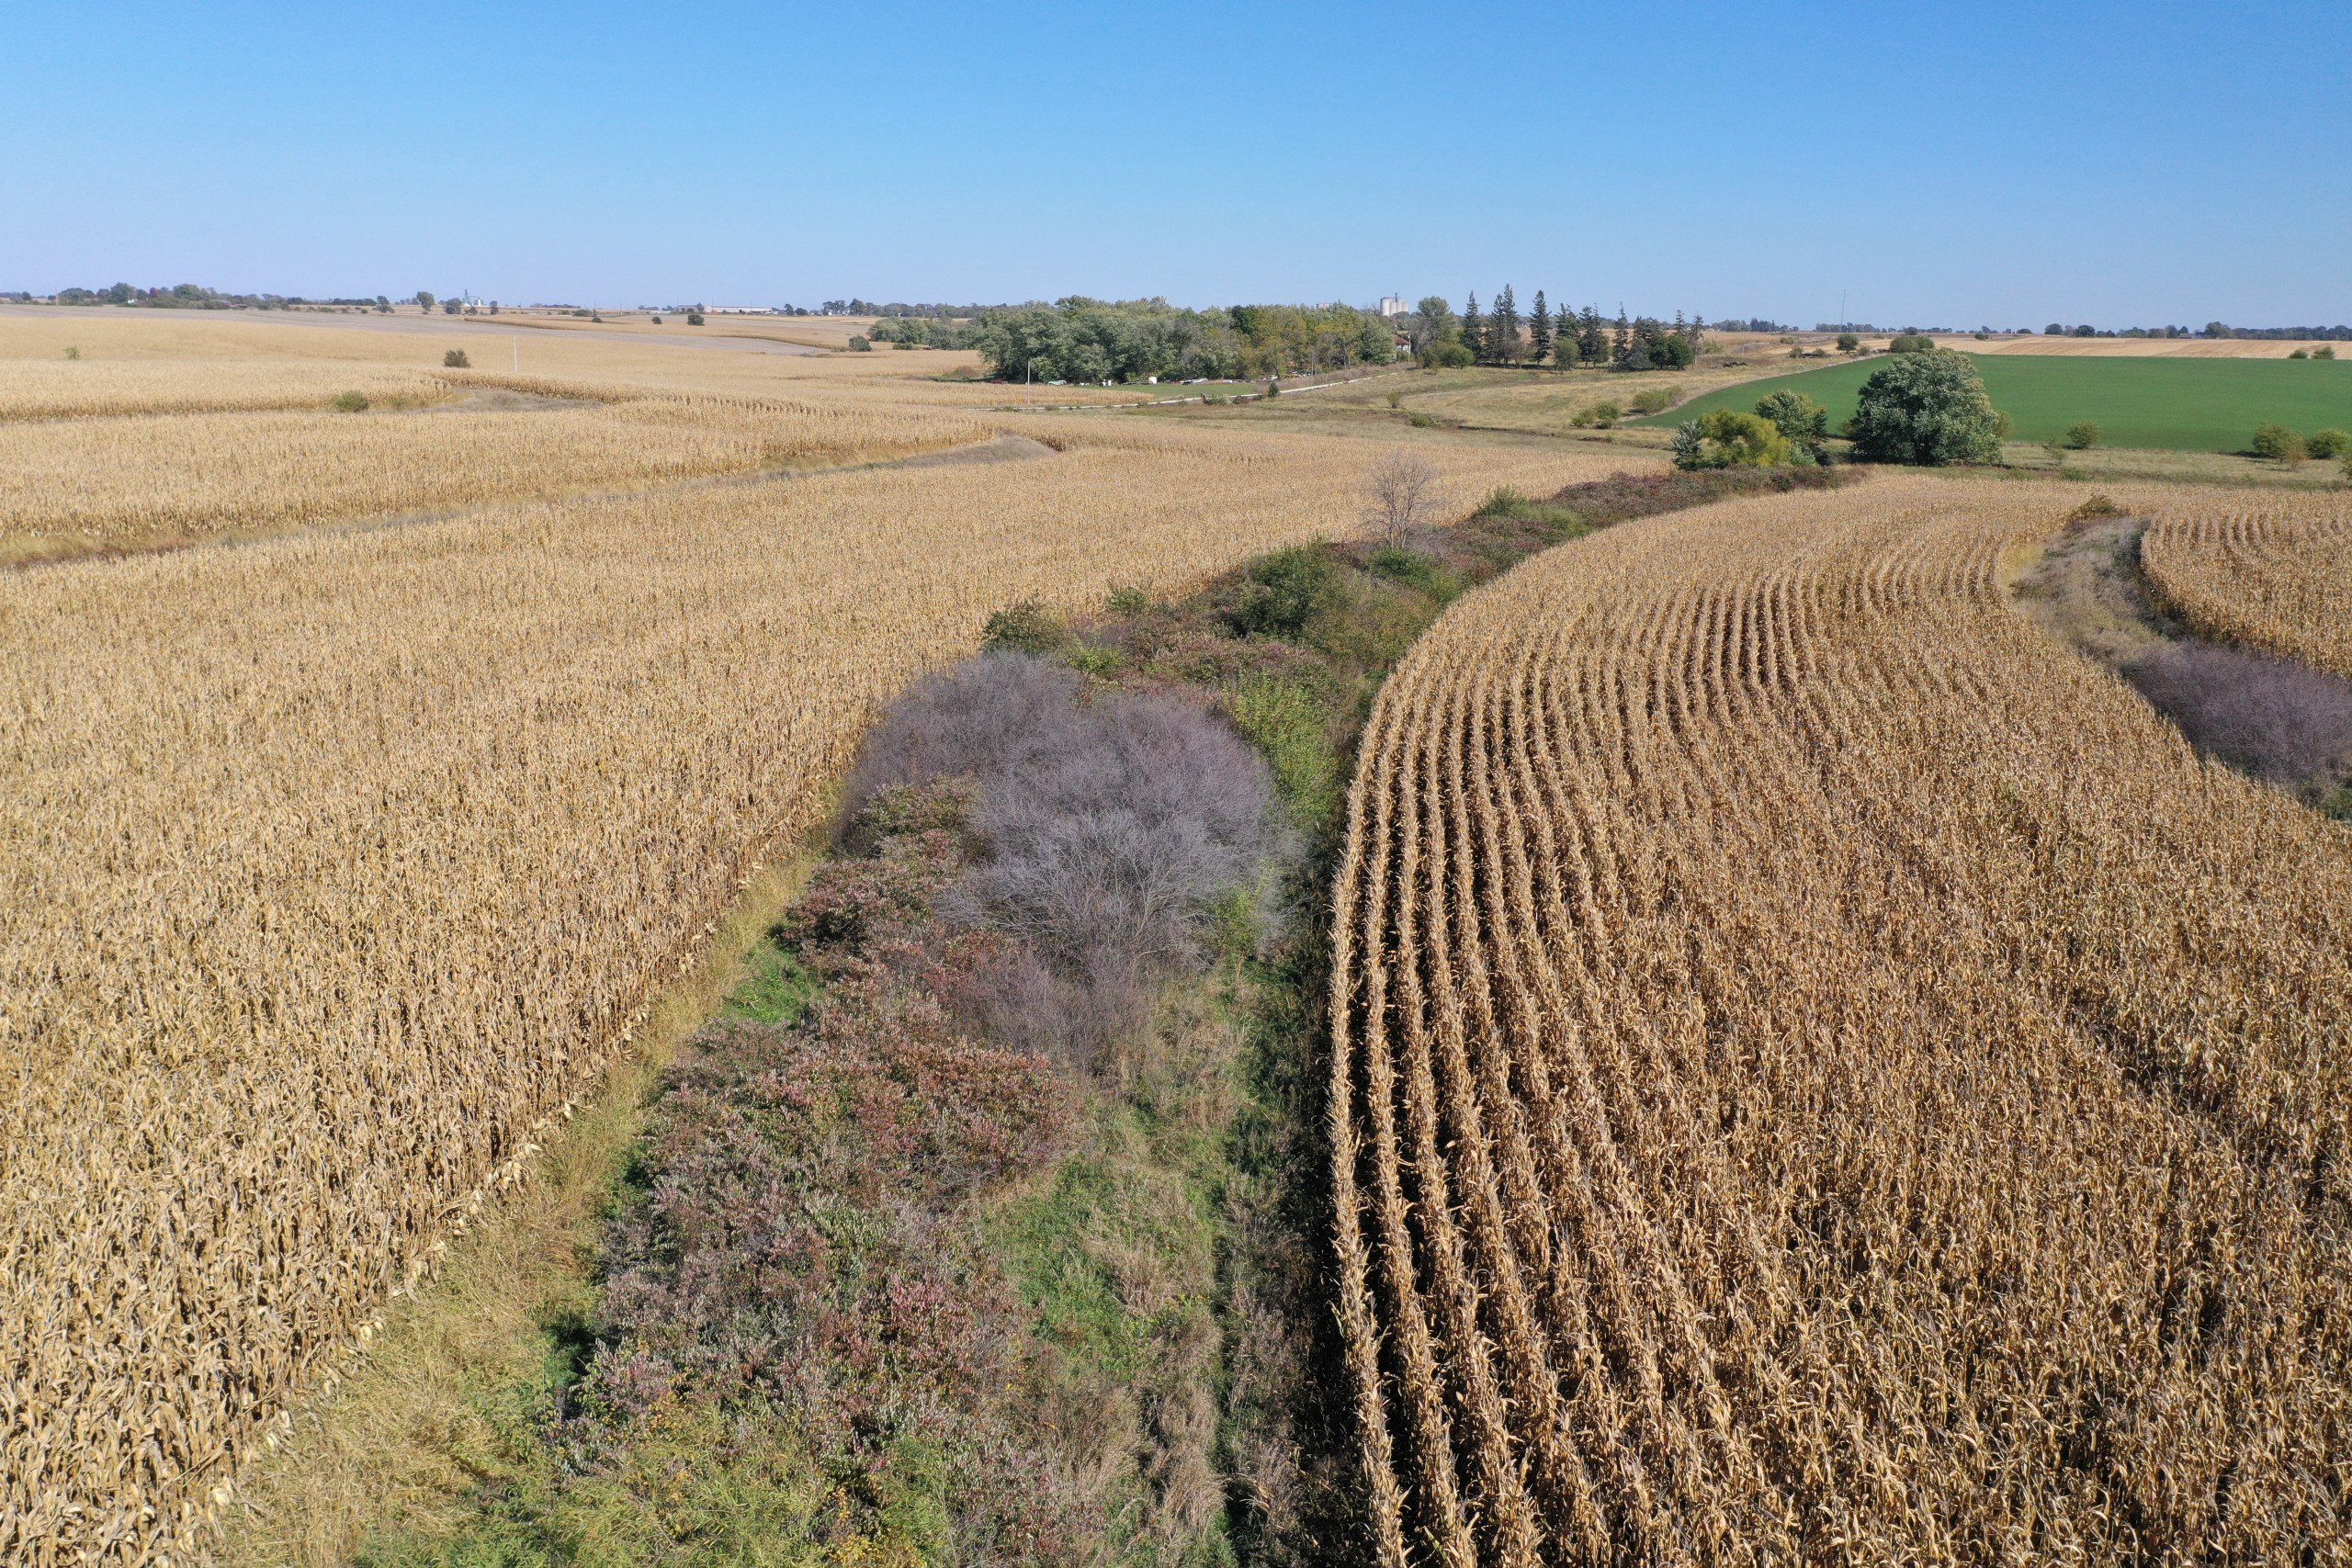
(1635, 353, 2352, 451)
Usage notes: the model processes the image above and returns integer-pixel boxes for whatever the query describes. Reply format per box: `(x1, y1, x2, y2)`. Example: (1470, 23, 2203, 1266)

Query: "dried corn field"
(0, 377, 1645, 1564)
(2143, 499, 2352, 679)
(0, 388, 992, 551)
(1329, 474, 2352, 1565)
(0, 360, 452, 421)
(0, 310, 1166, 412)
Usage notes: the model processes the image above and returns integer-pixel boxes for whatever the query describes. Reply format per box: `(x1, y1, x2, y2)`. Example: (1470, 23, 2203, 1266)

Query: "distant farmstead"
(709, 306, 780, 315)
(1378, 294, 1407, 318)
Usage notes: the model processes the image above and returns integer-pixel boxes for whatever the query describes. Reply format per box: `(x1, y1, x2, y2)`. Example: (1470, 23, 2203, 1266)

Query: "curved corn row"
(2143, 498, 2352, 680)
(1332, 474, 2352, 1564)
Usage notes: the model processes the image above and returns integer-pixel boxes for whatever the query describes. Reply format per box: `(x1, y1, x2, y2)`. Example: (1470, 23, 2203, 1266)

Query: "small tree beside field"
(1755, 389, 1831, 457)
(2252, 423, 2308, 463)
(1672, 410, 1793, 469)
(1363, 451, 1442, 543)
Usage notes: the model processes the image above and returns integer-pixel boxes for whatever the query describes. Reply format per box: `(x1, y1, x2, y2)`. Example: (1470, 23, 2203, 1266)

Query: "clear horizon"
(4, 0, 2344, 329)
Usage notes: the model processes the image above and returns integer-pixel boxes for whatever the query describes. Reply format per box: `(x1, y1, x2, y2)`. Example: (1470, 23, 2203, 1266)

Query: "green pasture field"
(1635, 354, 2352, 452)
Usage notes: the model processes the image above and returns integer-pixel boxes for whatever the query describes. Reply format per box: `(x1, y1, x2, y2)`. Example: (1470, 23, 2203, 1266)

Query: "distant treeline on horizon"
(6, 285, 2346, 344)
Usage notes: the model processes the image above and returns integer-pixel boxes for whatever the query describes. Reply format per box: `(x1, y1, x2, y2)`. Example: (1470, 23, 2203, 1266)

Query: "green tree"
(1848, 349, 2004, 466)
(1577, 306, 1606, 367)
(981, 598, 1071, 654)
(2251, 423, 2307, 462)
(1408, 295, 1458, 360)
(1229, 546, 1342, 637)
(414, 290, 435, 314)
(1837, 333, 1860, 352)
(1887, 332, 1935, 353)
(1530, 290, 1553, 366)
(1673, 410, 1792, 469)
(1490, 285, 1521, 365)
(1461, 292, 1482, 366)
(1755, 389, 1831, 453)
(2305, 428, 2349, 458)
(2064, 420, 2102, 449)
(1610, 307, 1631, 367)
(1673, 311, 1703, 366)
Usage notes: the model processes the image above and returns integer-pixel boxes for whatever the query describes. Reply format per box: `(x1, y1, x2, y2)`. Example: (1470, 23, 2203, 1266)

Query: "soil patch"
(891, 432, 1056, 467)
(415, 389, 599, 414)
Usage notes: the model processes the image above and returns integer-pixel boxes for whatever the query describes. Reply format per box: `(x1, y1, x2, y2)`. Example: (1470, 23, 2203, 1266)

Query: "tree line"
(47, 282, 388, 310)
(886, 297, 1398, 385)
(1402, 289, 1707, 371)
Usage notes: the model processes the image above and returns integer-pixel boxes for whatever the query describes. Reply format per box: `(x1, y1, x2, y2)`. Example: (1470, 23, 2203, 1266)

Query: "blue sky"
(4, 1, 2345, 326)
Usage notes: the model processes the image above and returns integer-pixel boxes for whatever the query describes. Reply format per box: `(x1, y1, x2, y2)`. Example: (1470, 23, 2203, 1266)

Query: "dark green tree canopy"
(1848, 349, 2005, 466)
(968, 297, 1394, 384)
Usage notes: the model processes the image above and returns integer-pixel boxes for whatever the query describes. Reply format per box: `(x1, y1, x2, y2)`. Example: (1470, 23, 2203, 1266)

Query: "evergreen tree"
(1577, 306, 1606, 367)
(1611, 306, 1632, 368)
(1462, 291, 1483, 366)
(1676, 310, 1705, 365)
(1531, 291, 1553, 367)
(1491, 285, 1521, 365)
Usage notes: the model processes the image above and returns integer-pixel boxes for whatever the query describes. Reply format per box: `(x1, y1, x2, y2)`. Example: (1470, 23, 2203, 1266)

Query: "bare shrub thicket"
(848, 653, 1281, 1063)
(2130, 640, 2352, 784)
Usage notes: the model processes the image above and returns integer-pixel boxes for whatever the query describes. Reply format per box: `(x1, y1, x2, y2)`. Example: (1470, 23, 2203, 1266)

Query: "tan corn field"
(0, 310, 1171, 411)
(0, 389, 997, 548)
(0, 360, 452, 421)
(0, 361, 1645, 1563)
(2142, 498, 2352, 678)
(1329, 474, 2352, 1564)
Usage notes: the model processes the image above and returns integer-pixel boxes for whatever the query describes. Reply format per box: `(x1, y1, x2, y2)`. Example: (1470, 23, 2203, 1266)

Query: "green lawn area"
(1635, 354, 2352, 452)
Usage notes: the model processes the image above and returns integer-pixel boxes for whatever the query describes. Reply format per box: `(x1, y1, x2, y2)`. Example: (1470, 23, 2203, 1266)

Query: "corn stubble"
(2143, 498, 2352, 680)
(0, 412, 1633, 1563)
(1329, 475, 2352, 1564)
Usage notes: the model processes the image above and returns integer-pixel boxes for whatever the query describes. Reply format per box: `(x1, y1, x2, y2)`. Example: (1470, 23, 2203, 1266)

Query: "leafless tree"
(1363, 449, 1442, 544)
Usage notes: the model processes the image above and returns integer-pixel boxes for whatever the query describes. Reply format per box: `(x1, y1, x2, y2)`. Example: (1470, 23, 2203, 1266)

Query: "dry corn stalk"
(1329, 474, 2352, 1565)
